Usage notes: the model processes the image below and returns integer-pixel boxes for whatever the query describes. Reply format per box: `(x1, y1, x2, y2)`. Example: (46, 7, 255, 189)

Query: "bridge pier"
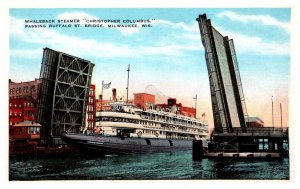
(192, 140, 204, 160)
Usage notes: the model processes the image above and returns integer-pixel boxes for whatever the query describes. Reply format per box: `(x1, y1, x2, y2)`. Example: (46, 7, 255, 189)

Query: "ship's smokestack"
(168, 98, 177, 106)
(168, 98, 177, 113)
(112, 88, 117, 101)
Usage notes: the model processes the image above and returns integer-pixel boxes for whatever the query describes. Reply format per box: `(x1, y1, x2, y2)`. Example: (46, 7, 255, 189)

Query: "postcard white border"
(1, 0, 299, 188)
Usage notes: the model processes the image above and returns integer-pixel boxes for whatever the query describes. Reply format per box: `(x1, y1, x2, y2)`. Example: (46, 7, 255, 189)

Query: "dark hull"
(61, 133, 192, 155)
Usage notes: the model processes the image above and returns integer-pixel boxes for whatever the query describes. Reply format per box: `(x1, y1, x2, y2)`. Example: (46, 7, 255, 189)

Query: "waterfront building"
(11, 121, 41, 140)
(9, 97, 38, 137)
(245, 116, 264, 127)
(133, 93, 155, 110)
(9, 79, 41, 136)
(9, 120, 41, 155)
(85, 84, 97, 133)
(9, 97, 37, 126)
(9, 79, 42, 100)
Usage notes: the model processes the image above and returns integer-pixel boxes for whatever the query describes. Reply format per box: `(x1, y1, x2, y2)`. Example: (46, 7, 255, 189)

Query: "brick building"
(9, 98, 37, 126)
(9, 121, 41, 155)
(86, 84, 97, 132)
(133, 93, 155, 110)
(245, 116, 264, 127)
(12, 121, 41, 140)
(9, 97, 38, 137)
(9, 79, 41, 138)
(9, 79, 42, 100)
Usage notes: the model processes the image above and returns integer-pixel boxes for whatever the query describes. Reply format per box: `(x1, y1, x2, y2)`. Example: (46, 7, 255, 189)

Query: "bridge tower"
(37, 48, 94, 144)
(196, 14, 248, 134)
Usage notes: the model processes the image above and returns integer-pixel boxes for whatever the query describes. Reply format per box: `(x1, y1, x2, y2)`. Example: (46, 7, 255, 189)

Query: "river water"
(9, 150, 289, 180)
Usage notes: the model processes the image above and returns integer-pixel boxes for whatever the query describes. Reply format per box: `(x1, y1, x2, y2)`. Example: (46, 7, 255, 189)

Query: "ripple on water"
(9, 151, 289, 180)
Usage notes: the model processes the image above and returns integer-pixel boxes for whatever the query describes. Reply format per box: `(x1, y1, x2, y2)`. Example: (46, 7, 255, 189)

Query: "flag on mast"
(193, 95, 197, 99)
(102, 82, 111, 90)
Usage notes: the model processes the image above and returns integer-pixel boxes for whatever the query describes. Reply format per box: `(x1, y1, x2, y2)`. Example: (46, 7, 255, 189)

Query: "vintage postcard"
(3, 0, 298, 186)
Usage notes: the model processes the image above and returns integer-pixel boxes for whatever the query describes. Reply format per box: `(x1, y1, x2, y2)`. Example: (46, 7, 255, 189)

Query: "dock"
(193, 127, 288, 159)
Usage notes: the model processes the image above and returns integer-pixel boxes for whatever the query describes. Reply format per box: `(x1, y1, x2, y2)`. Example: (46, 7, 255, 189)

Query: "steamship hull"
(61, 132, 192, 155)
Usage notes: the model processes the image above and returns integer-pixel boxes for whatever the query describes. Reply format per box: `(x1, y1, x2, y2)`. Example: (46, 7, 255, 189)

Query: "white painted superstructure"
(95, 102, 208, 140)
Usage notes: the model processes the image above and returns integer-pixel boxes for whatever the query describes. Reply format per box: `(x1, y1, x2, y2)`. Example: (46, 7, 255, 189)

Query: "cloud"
(11, 9, 289, 62)
(57, 12, 98, 20)
(214, 26, 290, 56)
(138, 44, 201, 56)
(10, 49, 42, 58)
(152, 19, 199, 32)
(10, 16, 202, 60)
(10, 16, 138, 59)
(217, 11, 290, 32)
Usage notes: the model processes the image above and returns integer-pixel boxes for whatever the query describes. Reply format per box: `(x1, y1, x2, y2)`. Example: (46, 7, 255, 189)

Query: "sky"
(9, 8, 290, 129)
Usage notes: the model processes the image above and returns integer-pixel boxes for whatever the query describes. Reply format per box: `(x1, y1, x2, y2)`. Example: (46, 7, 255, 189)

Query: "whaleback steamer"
(62, 102, 208, 155)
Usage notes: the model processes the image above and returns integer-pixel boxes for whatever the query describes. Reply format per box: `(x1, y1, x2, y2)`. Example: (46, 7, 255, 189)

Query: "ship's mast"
(101, 80, 104, 110)
(193, 94, 197, 118)
(126, 64, 130, 103)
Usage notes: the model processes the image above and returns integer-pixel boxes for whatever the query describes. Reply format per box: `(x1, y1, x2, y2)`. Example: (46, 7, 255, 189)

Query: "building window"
(30, 86, 36, 92)
(283, 140, 288, 151)
(14, 112, 17, 116)
(9, 112, 12, 116)
(258, 138, 269, 150)
(9, 103, 12, 107)
(18, 128, 22, 135)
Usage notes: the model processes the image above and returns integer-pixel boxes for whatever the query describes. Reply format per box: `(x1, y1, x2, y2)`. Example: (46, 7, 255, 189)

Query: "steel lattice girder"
(37, 47, 94, 137)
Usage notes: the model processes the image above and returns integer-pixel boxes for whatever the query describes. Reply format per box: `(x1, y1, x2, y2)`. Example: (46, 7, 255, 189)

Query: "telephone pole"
(272, 96, 274, 127)
(193, 95, 197, 118)
(280, 103, 282, 128)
